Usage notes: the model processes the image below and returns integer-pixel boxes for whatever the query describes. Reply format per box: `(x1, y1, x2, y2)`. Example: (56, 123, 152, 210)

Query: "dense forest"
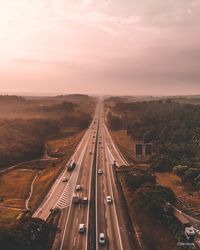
(0, 95, 95, 170)
(107, 99, 200, 189)
(0, 217, 56, 250)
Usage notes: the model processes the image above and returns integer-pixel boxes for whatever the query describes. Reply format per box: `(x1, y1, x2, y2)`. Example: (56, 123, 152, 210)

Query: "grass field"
(110, 130, 135, 163)
(0, 130, 85, 228)
(118, 174, 178, 250)
(0, 208, 21, 229)
(156, 172, 200, 209)
(47, 130, 84, 157)
(0, 169, 37, 209)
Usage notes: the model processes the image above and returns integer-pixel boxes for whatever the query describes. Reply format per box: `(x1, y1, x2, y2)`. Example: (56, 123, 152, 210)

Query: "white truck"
(67, 160, 76, 171)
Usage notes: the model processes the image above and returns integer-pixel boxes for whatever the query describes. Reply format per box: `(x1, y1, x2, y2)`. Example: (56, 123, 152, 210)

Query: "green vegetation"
(0, 216, 57, 250)
(107, 112, 123, 131)
(106, 98, 200, 189)
(116, 166, 178, 250)
(120, 168, 176, 215)
(0, 95, 95, 170)
(173, 165, 200, 189)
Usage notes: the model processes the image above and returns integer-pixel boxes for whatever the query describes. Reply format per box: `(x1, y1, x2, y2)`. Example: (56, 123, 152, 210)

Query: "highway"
(34, 101, 138, 250)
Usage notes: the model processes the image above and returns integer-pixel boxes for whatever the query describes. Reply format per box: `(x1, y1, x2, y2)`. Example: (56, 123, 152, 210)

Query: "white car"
(79, 224, 86, 233)
(83, 197, 88, 204)
(62, 177, 68, 182)
(98, 169, 103, 174)
(76, 185, 81, 191)
(106, 196, 112, 203)
(99, 233, 106, 245)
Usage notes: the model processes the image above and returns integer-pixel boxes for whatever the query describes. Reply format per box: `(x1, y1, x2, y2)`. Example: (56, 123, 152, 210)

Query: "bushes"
(134, 184, 176, 216)
(0, 217, 57, 250)
(109, 100, 200, 173)
(108, 112, 123, 131)
(0, 119, 59, 169)
(173, 165, 189, 177)
(0, 96, 95, 170)
(121, 168, 176, 217)
(124, 169, 156, 191)
(173, 165, 200, 189)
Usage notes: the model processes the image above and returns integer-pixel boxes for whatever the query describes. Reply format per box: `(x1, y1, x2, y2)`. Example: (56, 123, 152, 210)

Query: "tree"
(173, 165, 189, 178)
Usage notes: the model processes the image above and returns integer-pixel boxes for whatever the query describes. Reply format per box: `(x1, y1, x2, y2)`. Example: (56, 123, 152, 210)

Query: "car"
(99, 233, 106, 245)
(72, 195, 81, 204)
(106, 196, 112, 203)
(50, 207, 60, 215)
(113, 160, 117, 167)
(82, 197, 88, 204)
(76, 185, 81, 191)
(62, 177, 68, 182)
(98, 169, 103, 174)
(79, 224, 86, 233)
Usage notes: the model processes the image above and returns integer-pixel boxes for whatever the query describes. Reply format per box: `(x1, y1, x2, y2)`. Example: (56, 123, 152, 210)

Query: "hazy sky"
(0, 0, 200, 95)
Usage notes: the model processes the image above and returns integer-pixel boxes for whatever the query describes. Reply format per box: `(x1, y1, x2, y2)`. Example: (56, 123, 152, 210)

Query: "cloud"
(1, 0, 200, 95)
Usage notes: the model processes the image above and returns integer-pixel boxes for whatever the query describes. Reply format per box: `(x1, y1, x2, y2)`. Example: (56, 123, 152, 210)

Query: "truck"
(67, 160, 76, 171)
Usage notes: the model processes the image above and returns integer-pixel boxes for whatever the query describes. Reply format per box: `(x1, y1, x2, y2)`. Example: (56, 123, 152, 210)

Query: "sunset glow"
(0, 0, 200, 95)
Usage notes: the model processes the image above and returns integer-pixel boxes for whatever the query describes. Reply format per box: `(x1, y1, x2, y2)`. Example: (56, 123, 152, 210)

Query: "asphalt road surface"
(34, 101, 139, 250)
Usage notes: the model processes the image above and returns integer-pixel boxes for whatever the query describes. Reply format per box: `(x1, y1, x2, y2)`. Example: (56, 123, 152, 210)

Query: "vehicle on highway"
(113, 160, 117, 166)
(106, 196, 112, 203)
(98, 169, 103, 174)
(67, 159, 76, 171)
(79, 224, 86, 234)
(76, 185, 81, 191)
(99, 233, 106, 245)
(82, 197, 88, 204)
(72, 195, 81, 204)
(50, 207, 60, 215)
(62, 177, 68, 182)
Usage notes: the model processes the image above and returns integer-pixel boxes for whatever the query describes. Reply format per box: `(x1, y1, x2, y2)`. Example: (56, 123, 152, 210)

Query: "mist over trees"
(0, 95, 95, 170)
(107, 98, 200, 189)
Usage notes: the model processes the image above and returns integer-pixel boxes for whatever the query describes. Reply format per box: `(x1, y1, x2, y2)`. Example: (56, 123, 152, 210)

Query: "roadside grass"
(0, 130, 85, 229)
(110, 129, 135, 163)
(47, 130, 85, 157)
(29, 162, 63, 211)
(0, 208, 22, 229)
(0, 169, 37, 208)
(156, 172, 200, 209)
(118, 174, 179, 250)
(30, 131, 85, 211)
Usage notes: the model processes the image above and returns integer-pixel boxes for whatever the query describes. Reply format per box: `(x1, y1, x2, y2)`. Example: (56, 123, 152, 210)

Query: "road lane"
(33, 102, 139, 250)
(57, 111, 99, 250)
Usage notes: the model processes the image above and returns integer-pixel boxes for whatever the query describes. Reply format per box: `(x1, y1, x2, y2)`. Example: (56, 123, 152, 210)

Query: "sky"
(0, 0, 200, 96)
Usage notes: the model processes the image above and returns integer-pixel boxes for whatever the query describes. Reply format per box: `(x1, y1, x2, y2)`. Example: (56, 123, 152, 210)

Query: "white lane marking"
(95, 110, 101, 250)
(105, 145, 123, 250)
(85, 135, 96, 250)
(33, 130, 90, 218)
(73, 236, 76, 247)
(107, 228, 110, 237)
(105, 211, 108, 219)
(77, 218, 78, 225)
(56, 136, 91, 209)
(60, 135, 92, 250)
(104, 124, 128, 165)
